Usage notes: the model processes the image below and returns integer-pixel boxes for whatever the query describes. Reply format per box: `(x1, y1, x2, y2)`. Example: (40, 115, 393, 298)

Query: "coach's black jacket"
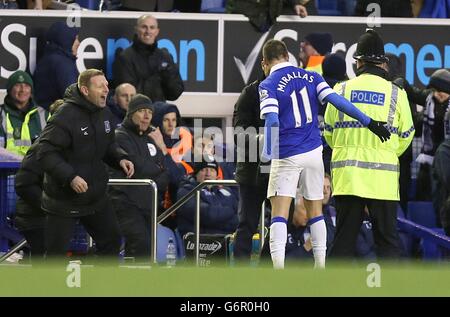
(232, 79, 265, 186)
(37, 83, 128, 217)
(113, 36, 184, 102)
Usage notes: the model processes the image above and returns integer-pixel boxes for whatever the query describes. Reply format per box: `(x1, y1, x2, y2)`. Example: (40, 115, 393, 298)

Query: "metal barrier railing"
(0, 179, 158, 264)
(108, 179, 158, 263)
(157, 180, 265, 267)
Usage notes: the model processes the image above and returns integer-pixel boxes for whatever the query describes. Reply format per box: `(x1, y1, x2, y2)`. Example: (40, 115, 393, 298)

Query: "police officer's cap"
(353, 29, 388, 64)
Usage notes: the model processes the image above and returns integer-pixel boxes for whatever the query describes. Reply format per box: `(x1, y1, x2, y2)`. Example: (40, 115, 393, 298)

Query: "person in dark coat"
(113, 15, 184, 102)
(108, 83, 137, 129)
(109, 94, 170, 259)
(14, 99, 64, 260)
(177, 161, 239, 237)
(433, 139, 450, 236)
(232, 77, 268, 262)
(354, 0, 413, 17)
(37, 69, 134, 259)
(34, 21, 80, 111)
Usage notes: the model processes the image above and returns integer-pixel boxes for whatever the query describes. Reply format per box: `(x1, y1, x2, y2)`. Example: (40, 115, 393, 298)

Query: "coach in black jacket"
(232, 78, 269, 261)
(113, 15, 184, 102)
(110, 94, 170, 259)
(38, 69, 134, 258)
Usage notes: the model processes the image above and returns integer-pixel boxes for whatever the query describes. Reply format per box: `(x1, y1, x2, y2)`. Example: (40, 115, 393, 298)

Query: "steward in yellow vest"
(0, 70, 48, 156)
(324, 30, 415, 258)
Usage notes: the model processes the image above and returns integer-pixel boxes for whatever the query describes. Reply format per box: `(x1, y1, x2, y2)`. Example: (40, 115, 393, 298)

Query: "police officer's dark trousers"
(329, 195, 400, 258)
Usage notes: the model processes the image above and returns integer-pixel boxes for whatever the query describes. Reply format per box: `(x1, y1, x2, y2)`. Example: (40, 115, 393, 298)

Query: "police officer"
(324, 30, 415, 258)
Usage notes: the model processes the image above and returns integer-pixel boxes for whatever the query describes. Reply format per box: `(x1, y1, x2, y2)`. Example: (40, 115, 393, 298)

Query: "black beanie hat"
(428, 69, 450, 95)
(353, 29, 388, 64)
(127, 94, 154, 117)
(322, 54, 347, 81)
(304, 33, 333, 55)
(194, 160, 219, 175)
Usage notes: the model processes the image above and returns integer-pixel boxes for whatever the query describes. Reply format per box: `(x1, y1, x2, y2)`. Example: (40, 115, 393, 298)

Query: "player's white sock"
(308, 215, 327, 269)
(269, 217, 288, 269)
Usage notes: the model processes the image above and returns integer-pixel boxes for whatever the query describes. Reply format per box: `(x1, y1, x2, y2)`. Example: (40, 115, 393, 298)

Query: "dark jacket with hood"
(151, 101, 191, 205)
(113, 36, 184, 102)
(109, 117, 170, 211)
(34, 22, 79, 110)
(37, 83, 129, 217)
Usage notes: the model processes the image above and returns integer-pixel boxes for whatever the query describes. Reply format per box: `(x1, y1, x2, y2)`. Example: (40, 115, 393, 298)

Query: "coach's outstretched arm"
(324, 92, 391, 142)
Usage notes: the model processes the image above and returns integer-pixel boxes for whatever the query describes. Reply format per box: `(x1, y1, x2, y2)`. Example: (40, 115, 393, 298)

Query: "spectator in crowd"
(299, 32, 333, 73)
(113, 15, 184, 102)
(37, 69, 134, 259)
(14, 99, 64, 261)
(176, 161, 239, 237)
(121, 0, 174, 11)
(108, 83, 137, 128)
(151, 101, 192, 226)
(34, 21, 80, 111)
(433, 139, 450, 236)
(0, 70, 48, 156)
(413, 0, 450, 18)
(152, 102, 193, 164)
(385, 53, 430, 212)
(109, 94, 170, 260)
(226, 0, 307, 32)
(354, 0, 413, 17)
(415, 69, 450, 202)
(181, 135, 235, 180)
(322, 53, 347, 89)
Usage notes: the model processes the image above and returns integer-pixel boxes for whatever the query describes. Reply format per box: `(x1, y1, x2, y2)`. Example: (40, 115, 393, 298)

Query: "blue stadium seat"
(75, 0, 100, 10)
(201, 0, 226, 13)
(397, 203, 406, 219)
(407, 201, 437, 228)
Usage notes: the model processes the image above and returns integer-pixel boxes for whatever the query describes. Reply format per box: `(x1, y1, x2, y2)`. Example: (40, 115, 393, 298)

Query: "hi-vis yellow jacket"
(324, 73, 415, 200)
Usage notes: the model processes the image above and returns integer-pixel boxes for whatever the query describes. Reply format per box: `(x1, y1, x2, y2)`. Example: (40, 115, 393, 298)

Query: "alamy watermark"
(366, 262, 381, 288)
(66, 261, 81, 288)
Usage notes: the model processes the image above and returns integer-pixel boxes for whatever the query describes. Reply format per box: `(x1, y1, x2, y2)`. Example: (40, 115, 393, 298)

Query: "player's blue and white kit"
(259, 62, 334, 159)
(259, 62, 334, 199)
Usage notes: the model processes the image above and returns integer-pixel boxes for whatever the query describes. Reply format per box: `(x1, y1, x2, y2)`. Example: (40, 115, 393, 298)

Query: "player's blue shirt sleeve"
(314, 74, 370, 127)
(259, 81, 279, 119)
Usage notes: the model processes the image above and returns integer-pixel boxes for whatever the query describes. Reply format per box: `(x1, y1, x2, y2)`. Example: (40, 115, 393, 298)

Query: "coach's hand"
(368, 119, 391, 142)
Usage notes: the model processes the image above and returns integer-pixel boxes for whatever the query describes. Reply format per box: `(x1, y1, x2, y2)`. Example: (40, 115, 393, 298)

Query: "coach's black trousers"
(45, 203, 121, 259)
(329, 195, 400, 259)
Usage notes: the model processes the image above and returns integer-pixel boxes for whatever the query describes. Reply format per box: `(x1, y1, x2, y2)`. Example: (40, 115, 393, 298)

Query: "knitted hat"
(353, 29, 388, 64)
(323, 54, 347, 81)
(194, 160, 219, 175)
(428, 69, 450, 95)
(304, 33, 333, 55)
(127, 94, 154, 116)
(7, 70, 33, 92)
